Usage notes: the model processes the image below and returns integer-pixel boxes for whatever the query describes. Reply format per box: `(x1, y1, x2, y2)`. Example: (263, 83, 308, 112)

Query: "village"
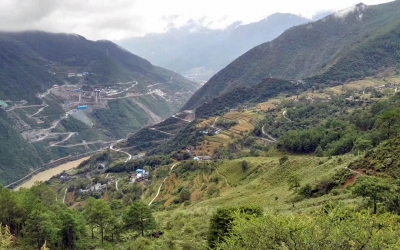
(57, 164, 152, 204)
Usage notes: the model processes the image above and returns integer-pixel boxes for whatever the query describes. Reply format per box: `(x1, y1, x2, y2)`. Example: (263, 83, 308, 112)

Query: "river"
(15, 157, 90, 190)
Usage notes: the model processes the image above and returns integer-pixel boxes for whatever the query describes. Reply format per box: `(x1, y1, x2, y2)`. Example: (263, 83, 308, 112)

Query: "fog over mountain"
(119, 13, 310, 82)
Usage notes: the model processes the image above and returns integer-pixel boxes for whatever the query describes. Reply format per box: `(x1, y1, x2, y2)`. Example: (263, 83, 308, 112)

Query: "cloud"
(0, 0, 394, 41)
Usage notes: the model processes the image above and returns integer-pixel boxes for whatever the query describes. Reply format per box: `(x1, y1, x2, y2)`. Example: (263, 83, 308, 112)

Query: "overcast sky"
(0, 0, 393, 41)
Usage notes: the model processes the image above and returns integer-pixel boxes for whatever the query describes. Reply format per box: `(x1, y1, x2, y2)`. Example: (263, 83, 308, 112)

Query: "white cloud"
(0, 0, 394, 41)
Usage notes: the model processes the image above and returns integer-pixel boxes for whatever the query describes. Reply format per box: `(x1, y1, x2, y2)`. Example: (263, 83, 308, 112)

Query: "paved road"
(148, 163, 177, 206)
(110, 141, 132, 163)
(149, 127, 175, 136)
(172, 115, 191, 123)
(28, 103, 49, 117)
(106, 81, 138, 96)
(49, 132, 76, 146)
(262, 125, 277, 142)
(116, 179, 120, 190)
(282, 110, 292, 122)
(50, 139, 114, 148)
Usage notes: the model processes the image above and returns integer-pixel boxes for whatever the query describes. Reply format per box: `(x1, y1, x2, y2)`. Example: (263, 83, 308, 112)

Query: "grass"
(256, 98, 281, 111)
(141, 154, 362, 249)
(195, 140, 221, 156)
(148, 154, 360, 214)
(224, 112, 254, 122)
(196, 117, 215, 128)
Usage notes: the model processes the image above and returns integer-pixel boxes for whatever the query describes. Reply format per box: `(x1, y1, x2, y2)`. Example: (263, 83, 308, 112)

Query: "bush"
(279, 156, 289, 165)
(241, 160, 249, 172)
(178, 188, 191, 203)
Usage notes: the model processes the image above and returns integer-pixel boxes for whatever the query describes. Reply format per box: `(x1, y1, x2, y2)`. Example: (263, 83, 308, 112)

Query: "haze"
(0, 0, 394, 41)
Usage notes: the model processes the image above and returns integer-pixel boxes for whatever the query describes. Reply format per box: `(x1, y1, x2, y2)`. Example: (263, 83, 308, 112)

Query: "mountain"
(0, 31, 199, 185)
(118, 13, 310, 82)
(0, 31, 198, 103)
(183, 1, 400, 110)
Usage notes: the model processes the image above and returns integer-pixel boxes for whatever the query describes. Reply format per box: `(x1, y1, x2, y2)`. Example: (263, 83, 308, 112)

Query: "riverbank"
(14, 157, 90, 190)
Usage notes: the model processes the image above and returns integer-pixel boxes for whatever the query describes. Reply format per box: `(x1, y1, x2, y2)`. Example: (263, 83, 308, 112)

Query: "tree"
(315, 146, 324, 157)
(92, 199, 113, 244)
(208, 205, 263, 248)
(59, 209, 86, 250)
(0, 224, 15, 249)
(123, 202, 156, 237)
(376, 110, 400, 139)
(352, 177, 392, 214)
(23, 209, 59, 250)
(215, 206, 400, 250)
(352, 138, 372, 153)
(84, 199, 113, 244)
(241, 160, 249, 172)
(287, 173, 301, 191)
(83, 198, 96, 239)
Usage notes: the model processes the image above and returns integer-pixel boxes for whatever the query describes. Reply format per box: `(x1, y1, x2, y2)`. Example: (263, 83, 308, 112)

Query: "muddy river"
(15, 157, 90, 190)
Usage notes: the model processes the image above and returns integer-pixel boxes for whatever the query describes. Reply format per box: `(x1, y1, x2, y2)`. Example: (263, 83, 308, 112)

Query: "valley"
(1, 79, 197, 187)
(0, 31, 199, 186)
(36, 70, 400, 248)
(3, 2, 400, 250)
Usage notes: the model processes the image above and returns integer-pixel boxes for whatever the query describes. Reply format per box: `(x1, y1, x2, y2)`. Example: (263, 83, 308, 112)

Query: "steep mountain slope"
(0, 31, 198, 103)
(0, 110, 43, 184)
(119, 13, 310, 81)
(183, 1, 400, 110)
(0, 31, 199, 186)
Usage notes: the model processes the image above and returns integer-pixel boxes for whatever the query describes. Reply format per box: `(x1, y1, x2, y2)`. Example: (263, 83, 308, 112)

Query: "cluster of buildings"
(78, 174, 116, 194)
(131, 169, 150, 183)
(200, 128, 221, 135)
(79, 183, 108, 194)
(68, 72, 89, 77)
(151, 89, 166, 97)
(193, 156, 212, 161)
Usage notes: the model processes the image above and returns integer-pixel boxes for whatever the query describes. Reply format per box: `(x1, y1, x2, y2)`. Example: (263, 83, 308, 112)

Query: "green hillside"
(183, 1, 400, 110)
(194, 78, 305, 118)
(0, 31, 197, 102)
(0, 31, 199, 186)
(0, 110, 43, 184)
(6, 2, 400, 249)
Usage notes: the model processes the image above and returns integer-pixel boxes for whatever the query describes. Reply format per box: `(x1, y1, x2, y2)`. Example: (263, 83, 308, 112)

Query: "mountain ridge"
(182, 1, 400, 110)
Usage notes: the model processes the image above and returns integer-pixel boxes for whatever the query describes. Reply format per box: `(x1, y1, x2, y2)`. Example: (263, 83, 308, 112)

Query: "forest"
(0, 183, 157, 249)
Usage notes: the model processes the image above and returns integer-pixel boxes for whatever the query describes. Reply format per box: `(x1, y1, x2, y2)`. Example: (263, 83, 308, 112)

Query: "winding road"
(172, 115, 191, 123)
(28, 103, 49, 117)
(262, 125, 277, 142)
(49, 132, 76, 146)
(110, 141, 132, 163)
(282, 110, 292, 122)
(148, 163, 177, 206)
